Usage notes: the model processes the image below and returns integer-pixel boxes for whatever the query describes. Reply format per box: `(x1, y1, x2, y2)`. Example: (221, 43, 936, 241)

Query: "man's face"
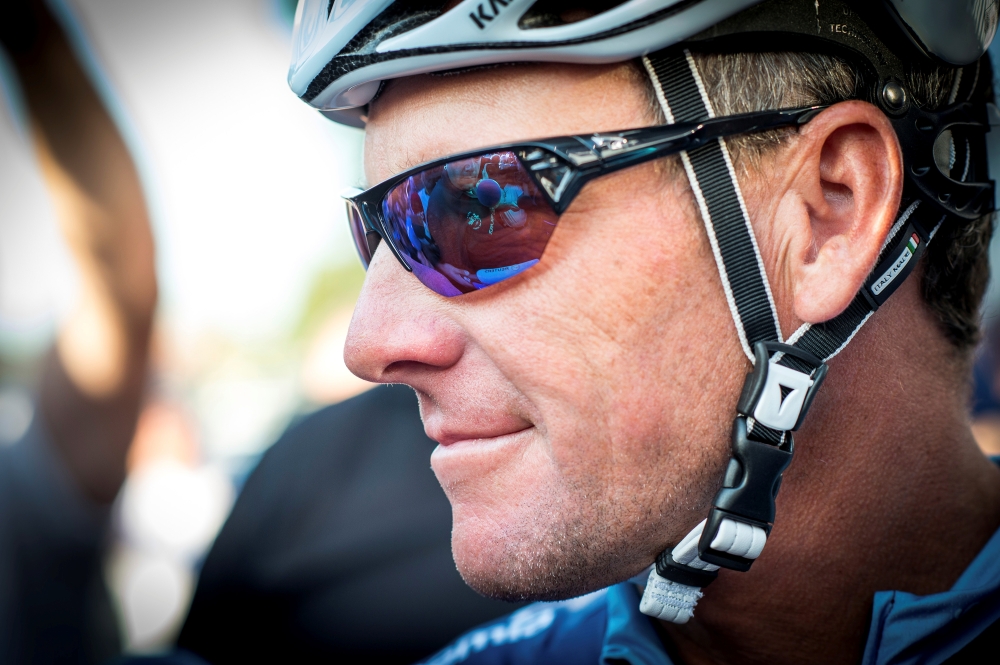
(347, 63, 750, 600)
(445, 157, 483, 190)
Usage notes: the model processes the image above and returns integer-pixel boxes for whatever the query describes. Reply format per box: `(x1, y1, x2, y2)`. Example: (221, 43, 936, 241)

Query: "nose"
(344, 244, 466, 384)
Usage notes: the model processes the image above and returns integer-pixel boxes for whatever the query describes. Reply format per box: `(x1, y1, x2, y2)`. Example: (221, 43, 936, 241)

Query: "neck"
(663, 285, 1000, 665)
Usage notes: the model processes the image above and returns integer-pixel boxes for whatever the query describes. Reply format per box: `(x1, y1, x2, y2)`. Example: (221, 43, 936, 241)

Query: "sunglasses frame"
(342, 104, 828, 274)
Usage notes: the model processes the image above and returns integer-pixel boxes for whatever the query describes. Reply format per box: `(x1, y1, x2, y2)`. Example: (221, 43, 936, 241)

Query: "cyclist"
(290, 1, 1000, 662)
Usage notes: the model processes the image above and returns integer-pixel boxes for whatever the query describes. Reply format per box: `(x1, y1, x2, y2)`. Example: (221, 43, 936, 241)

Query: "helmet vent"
(336, 1, 443, 57)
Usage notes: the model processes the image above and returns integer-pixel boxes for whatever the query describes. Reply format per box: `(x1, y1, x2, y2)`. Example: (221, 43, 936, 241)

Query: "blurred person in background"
(0, 0, 156, 662)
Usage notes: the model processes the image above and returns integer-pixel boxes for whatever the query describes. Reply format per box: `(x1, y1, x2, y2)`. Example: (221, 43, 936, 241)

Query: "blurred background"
(5, 0, 1000, 661)
(0, 0, 370, 652)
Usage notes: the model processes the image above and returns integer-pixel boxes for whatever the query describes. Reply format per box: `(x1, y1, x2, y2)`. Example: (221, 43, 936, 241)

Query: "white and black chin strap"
(638, 49, 940, 624)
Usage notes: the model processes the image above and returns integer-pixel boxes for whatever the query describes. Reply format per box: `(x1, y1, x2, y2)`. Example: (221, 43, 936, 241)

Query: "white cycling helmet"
(289, 0, 997, 127)
(289, 0, 1000, 626)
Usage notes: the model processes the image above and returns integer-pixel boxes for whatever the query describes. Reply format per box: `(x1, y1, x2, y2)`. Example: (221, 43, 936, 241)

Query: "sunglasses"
(342, 105, 825, 297)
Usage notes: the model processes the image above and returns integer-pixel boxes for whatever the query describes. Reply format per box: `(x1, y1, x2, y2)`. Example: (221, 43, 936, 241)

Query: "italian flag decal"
(907, 233, 920, 254)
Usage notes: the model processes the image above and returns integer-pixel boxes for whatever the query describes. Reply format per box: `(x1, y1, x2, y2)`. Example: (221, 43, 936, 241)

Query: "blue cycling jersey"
(421, 502, 1000, 665)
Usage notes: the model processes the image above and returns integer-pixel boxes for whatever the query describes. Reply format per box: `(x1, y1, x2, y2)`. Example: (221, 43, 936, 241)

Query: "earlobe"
(783, 102, 903, 325)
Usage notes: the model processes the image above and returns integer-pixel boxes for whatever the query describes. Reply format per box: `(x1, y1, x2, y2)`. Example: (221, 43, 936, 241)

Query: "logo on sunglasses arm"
(469, 0, 511, 29)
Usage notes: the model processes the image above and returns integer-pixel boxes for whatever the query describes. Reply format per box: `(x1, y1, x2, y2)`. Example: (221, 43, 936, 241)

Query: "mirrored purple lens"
(380, 151, 559, 296)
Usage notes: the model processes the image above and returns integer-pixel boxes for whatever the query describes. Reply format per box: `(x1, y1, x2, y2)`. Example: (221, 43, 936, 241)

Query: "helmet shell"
(289, 0, 998, 126)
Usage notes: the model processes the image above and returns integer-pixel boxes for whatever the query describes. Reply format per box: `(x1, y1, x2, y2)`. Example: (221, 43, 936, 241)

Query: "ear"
(773, 101, 903, 325)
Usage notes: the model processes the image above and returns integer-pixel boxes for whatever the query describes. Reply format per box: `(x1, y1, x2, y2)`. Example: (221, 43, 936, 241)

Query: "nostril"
(384, 359, 435, 378)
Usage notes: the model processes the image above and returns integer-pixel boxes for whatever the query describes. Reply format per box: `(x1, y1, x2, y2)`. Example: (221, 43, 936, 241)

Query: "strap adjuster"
(654, 550, 719, 588)
(736, 342, 828, 432)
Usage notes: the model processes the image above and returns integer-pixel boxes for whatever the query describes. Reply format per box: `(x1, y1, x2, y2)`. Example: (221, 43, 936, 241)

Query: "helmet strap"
(637, 48, 940, 624)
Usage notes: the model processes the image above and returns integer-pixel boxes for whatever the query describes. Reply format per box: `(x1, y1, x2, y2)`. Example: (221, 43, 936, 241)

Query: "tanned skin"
(345, 63, 1000, 664)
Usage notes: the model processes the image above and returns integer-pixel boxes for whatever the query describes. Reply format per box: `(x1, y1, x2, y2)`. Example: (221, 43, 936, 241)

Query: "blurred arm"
(2, 2, 157, 503)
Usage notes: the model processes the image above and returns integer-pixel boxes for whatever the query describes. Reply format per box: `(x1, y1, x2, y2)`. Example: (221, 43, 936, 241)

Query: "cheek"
(455, 168, 744, 508)
(437, 169, 755, 593)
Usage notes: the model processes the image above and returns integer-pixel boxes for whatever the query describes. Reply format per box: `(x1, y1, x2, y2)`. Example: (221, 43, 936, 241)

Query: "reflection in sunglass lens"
(380, 151, 559, 296)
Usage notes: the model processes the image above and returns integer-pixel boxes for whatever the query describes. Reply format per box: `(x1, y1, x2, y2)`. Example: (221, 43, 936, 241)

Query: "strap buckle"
(697, 342, 828, 571)
(697, 417, 792, 571)
(736, 342, 828, 432)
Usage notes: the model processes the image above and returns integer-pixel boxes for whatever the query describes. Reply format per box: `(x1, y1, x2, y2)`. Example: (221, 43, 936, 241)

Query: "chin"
(447, 496, 649, 603)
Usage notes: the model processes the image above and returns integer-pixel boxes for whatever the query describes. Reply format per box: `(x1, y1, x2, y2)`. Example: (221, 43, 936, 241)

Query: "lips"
(429, 425, 537, 490)
(429, 424, 534, 447)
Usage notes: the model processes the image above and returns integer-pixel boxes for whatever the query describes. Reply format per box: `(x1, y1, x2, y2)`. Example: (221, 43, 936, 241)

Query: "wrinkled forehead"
(363, 61, 657, 185)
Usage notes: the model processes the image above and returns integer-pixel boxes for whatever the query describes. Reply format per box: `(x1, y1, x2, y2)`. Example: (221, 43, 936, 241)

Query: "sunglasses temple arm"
(585, 105, 829, 175)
